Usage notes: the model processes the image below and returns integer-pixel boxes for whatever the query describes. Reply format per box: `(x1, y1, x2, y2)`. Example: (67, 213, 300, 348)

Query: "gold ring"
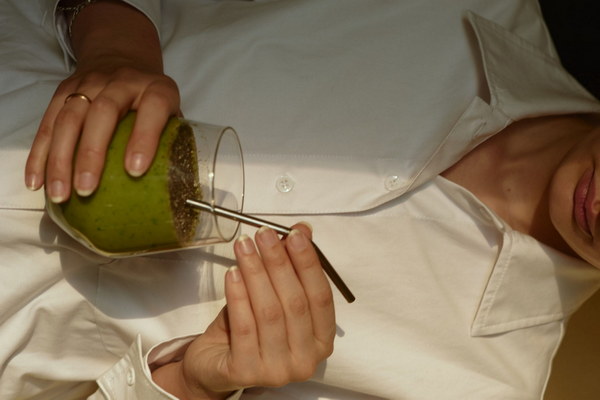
(64, 92, 92, 105)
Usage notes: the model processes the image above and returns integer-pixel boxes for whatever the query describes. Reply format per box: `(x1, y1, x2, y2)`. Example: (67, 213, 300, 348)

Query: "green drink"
(47, 111, 244, 256)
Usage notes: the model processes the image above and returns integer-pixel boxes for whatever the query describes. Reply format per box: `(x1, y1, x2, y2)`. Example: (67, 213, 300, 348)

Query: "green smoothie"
(59, 111, 201, 254)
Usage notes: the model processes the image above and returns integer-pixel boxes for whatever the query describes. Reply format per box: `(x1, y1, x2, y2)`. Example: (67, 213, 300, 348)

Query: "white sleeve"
(51, 0, 162, 65)
(88, 334, 243, 400)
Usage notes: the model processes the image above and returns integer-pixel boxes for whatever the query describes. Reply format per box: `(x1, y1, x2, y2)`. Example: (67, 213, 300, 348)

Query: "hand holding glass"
(47, 112, 354, 302)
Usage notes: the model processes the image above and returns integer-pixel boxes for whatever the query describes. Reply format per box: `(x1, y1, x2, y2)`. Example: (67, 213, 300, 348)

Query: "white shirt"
(1, 0, 600, 399)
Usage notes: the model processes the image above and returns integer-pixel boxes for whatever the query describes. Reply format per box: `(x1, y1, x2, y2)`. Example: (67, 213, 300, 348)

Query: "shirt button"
(384, 175, 402, 191)
(126, 368, 135, 386)
(276, 175, 295, 193)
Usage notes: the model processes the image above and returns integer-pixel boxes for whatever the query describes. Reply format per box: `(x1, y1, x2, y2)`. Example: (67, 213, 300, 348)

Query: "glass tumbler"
(46, 111, 245, 257)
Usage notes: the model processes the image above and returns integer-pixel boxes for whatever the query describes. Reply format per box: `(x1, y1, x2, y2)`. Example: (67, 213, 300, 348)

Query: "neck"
(442, 114, 594, 256)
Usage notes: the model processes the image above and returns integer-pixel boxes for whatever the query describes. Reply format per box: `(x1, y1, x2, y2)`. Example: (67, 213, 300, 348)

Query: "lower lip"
(574, 168, 594, 237)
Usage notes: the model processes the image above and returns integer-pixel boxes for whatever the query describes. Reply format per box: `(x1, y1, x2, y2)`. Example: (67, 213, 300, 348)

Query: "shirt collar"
(468, 11, 600, 120)
(410, 12, 600, 197)
(437, 177, 600, 336)
(471, 226, 600, 336)
(463, 13, 600, 335)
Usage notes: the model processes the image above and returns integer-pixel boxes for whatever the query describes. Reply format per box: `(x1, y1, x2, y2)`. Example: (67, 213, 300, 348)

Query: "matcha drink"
(55, 111, 202, 254)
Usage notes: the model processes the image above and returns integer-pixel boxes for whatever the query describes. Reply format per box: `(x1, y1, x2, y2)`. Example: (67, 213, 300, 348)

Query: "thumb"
(202, 305, 231, 343)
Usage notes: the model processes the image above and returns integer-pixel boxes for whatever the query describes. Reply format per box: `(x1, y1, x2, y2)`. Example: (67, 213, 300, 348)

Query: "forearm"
(68, 0, 163, 73)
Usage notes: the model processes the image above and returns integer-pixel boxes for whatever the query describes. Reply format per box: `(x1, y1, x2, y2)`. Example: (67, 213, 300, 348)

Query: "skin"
(442, 114, 600, 267)
(152, 223, 335, 399)
(26, 2, 335, 399)
(548, 119, 600, 266)
(25, 0, 178, 202)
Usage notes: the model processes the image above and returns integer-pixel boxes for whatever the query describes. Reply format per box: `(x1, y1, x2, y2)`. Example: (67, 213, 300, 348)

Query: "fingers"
(173, 225, 335, 395)
(226, 225, 335, 386)
(72, 77, 179, 195)
(71, 90, 123, 197)
(25, 83, 82, 192)
(255, 227, 317, 358)
(26, 67, 180, 202)
(284, 226, 335, 351)
(232, 233, 289, 365)
(125, 77, 180, 176)
(222, 268, 259, 364)
(45, 90, 93, 202)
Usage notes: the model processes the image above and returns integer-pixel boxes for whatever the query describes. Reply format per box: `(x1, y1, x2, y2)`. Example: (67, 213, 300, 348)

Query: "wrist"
(57, 0, 99, 38)
(152, 361, 234, 400)
(67, 0, 163, 73)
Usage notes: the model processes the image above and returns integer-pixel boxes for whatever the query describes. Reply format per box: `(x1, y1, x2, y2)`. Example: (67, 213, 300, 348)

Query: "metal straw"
(186, 199, 355, 303)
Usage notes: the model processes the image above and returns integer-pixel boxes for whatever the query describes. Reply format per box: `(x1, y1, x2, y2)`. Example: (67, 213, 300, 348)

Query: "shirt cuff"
(93, 334, 243, 400)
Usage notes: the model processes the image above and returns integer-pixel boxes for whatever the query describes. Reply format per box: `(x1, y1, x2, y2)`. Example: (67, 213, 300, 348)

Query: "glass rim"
(210, 125, 245, 243)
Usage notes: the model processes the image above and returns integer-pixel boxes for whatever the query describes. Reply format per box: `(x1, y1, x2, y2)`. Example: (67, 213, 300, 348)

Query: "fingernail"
(49, 180, 66, 203)
(288, 229, 308, 250)
(237, 234, 255, 255)
(257, 226, 278, 247)
(128, 153, 146, 177)
(75, 172, 95, 197)
(228, 266, 242, 282)
(25, 173, 41, 191)
(298, 221, 313, 233)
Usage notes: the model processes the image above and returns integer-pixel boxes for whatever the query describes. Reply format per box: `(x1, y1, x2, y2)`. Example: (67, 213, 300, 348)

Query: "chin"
(567, 237, 598, 267)
(552, 216, 600, 267)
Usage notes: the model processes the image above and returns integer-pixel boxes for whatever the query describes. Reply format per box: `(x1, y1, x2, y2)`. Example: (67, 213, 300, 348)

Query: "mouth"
(574, 168, 595, 238)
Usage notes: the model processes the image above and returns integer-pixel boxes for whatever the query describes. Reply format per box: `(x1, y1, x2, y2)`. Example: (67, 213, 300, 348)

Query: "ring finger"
(256, 228, 315, 353)
(72, 85, 137, 196)
(45, 91, 94, 202)
(234, 233, 289, 362)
